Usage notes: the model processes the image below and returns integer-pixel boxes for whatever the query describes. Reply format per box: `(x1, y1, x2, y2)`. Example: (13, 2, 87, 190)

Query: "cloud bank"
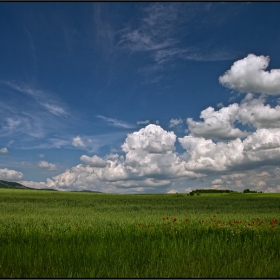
(20, 119, 280, 193)
(19, 54, 280, 193)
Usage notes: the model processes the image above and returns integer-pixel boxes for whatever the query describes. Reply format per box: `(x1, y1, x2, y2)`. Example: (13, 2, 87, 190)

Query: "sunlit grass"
(0, 189, 280, 277)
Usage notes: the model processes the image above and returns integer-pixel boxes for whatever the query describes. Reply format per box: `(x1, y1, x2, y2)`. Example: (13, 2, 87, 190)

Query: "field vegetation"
(0, 188, 280, 278)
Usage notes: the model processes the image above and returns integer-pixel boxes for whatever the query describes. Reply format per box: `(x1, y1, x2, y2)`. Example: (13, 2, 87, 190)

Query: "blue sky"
(2, 2, 280, 193)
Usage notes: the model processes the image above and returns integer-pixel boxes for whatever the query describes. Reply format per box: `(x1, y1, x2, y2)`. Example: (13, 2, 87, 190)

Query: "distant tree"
(187, 189, 237, 194)
(189, 191, 194, 196)
(243, 189, 250, 193)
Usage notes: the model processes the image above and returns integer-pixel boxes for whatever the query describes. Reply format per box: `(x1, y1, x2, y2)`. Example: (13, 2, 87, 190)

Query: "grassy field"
(0, 188, 280, 278)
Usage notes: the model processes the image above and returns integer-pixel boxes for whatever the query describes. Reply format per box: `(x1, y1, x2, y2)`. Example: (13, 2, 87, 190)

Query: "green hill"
(71, 190, 102, 193)
(0, 180, 58, 191)
(0, 180, 32, 189)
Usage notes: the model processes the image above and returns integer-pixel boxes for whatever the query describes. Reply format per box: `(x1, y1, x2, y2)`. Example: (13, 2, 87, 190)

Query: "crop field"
(0, 188, 280, 278)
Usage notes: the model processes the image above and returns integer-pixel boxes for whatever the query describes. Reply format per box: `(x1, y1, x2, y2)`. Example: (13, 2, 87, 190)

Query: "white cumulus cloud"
(0, 148, 8, 154)
(0, 168, 23, 180)
(22, 121, 280, 193)
(219, 54, 280, 95)
(179, 126, 280, 174)
(25, 124, 203, 193)
(237, 93, 280, 128)
(72, 136, 85, 147)
(169, 118, 183, 128)
(187, 103, 249, 140)
(167, 189, 178, 194)
(19, 180, 52, 189)
(80, 155, 107, 168)
(18, 53, 280, 194)
(179, 135, 244, 172)
(38, 160, 58, 171)
(122, 124, 176, 154)
(211, 169, 280, 192)
(187, 94, 280, 140)
(243, 128, 280, 152)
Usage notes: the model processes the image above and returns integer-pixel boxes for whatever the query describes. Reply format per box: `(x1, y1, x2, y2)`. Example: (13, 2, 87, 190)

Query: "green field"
(0, 188, 280, 278)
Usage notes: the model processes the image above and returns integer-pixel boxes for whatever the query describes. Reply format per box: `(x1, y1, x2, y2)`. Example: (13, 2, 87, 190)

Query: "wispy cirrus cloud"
(96, 115, 135, 129)
(0, 108, 46, 139)
(118, 2, 241, 82)
(4, 118, 22, 132)
(1, 81, 67, 116)
(118, 3, 178, 53)
(42, 103, 67, 116)
(137, 120, 150, 125)
(0, 82, 78, 149)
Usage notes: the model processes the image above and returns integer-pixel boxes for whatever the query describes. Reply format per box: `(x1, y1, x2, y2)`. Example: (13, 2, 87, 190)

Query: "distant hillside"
(71, 190, 102, 193)
(0, 180, 98, 192)
(189, 189, 239, 196)
(191, 189, 237, 194)
(0, 180, 58, 191)
(0, 180, 32, 189)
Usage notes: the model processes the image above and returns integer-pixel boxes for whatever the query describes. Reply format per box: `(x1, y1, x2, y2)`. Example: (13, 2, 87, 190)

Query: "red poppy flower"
(138, 223, 142, 227)
(184, 219, 189, 222)
(274, 219, 278, 223)
(213, 215, 216, 218)
(248, 223, 251, 227)
(257, 217, 260, 221)
(173, 218, 177, 222)
(162, 218, 166, 221)
(270, 221, 274, 226)
(147, 225, 151, 228)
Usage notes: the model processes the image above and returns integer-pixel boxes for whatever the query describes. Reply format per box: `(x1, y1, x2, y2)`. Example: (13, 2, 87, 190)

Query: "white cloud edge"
(38, 160, 58, 171)
(0, 148, 8, 154)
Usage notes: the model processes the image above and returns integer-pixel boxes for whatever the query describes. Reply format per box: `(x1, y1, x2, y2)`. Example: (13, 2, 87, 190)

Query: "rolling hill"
(0, 180, 32, 189)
